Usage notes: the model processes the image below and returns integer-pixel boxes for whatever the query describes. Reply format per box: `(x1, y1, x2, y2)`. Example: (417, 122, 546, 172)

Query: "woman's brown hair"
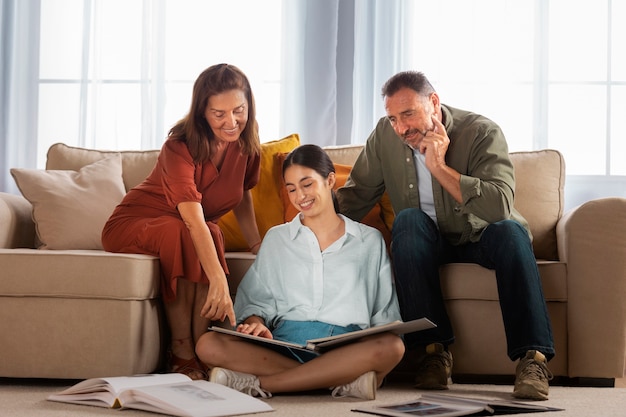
(168, 64, 261, 163)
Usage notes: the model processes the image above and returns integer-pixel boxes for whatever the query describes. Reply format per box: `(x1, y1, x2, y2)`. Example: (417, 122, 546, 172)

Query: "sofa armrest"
(0, 192, 35, 249)
(556, 197, 626, 378)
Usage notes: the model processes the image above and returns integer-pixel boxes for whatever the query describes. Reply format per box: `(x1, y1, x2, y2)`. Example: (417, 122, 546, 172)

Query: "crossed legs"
(196, 331, 405, 393)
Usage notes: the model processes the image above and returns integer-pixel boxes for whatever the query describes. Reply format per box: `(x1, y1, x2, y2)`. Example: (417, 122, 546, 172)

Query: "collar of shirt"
(287, 213, 364, 242)
(441, 104, 454, 132)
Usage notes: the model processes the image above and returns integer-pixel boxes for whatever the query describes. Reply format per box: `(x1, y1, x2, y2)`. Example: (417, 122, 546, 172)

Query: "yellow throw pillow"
(218, 133, 301, 251)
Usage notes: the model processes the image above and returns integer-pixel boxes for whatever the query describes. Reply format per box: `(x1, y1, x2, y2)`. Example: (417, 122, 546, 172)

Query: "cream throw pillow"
(10, 155, 126, 250)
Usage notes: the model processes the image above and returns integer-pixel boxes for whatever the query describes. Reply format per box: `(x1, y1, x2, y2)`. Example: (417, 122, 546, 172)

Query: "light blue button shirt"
(234, 214, 401, 330)
(413, 149, 437, 224)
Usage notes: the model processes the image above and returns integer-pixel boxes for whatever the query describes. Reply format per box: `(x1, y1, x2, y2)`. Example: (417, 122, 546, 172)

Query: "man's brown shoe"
(513, 350, 553, 400)
(414, 343, 453, 390)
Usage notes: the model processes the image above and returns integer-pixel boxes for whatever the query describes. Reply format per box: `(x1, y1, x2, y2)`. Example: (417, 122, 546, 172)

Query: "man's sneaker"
(513, 350, 553, 401)
(414, 343, 453, 390)
(331, 371, 377, 400)
(209, 367, 272, 398)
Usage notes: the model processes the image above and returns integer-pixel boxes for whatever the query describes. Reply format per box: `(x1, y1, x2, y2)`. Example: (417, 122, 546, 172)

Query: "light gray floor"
(2, 378, 626, 417)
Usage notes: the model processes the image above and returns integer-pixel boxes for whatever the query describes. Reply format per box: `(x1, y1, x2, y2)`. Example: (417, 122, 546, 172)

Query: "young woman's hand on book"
(237, 316, 273, 339)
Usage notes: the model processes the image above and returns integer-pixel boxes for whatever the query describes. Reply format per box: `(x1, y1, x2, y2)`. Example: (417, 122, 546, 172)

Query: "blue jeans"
(391, 208, 555, 361)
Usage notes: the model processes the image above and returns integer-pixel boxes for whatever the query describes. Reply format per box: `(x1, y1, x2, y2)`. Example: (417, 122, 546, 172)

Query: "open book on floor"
(352, 393, 563, 417)
(47, 373, 273, 417)
(209, 318, 436, 356)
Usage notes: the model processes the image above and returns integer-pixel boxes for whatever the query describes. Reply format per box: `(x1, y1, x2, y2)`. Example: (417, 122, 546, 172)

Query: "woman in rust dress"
(102, 64, 262, 380)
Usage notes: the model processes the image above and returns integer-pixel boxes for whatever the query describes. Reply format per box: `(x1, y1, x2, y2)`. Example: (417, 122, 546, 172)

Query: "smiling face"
(204, 89, 248, 144)
(384, 87, 440, 150)
(283, 164, 336, 219)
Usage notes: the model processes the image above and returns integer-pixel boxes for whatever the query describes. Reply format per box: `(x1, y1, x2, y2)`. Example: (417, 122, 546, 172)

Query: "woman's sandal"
(167, 351, 207, 380)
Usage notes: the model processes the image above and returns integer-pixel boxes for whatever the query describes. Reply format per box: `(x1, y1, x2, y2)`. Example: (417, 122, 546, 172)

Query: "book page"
(209, 326, 314, 353)
(423, 393, 563, 413)
(119, 380, 273, 417)
(354, 398, 484, 417)
(353, 393, 564, 417)
(47, 374, 191, 408)
(307, 318, 436, 351)
(102, 374, 192, 393)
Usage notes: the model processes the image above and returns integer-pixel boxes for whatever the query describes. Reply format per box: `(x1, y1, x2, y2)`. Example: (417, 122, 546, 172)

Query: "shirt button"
(406, 157, 411, 163)
(409, 184, 414, 189)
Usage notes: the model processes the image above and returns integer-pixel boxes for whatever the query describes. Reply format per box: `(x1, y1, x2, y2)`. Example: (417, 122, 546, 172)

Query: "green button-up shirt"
(336, 104, 531, 245)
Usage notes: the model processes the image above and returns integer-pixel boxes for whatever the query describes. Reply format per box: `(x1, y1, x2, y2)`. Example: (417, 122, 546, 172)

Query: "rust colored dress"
(102, 139, 260, 302)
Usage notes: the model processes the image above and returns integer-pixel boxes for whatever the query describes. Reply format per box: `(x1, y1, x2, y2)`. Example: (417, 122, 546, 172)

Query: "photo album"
(209, 317, 436, 356)
(352, 393, 563, 417)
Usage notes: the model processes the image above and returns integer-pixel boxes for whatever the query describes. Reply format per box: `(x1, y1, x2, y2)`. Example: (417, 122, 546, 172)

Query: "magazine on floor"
(47, 373, 273, 417)
(209, 318, 436, 355)
(352, 393, 563, 416)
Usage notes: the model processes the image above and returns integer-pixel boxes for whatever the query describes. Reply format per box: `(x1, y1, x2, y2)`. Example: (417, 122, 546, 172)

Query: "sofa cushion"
(322, 144, 365, 165)
(510, 150, 565, 260)
(46, 142, 160, 192)
(440, 261, 567, 302)
(10, 155, 126, 250)
(0, 192, 36, 248)
(0, 248, 160, 299)
(45, 136, 301, 252)
(218, 133, 301, 250)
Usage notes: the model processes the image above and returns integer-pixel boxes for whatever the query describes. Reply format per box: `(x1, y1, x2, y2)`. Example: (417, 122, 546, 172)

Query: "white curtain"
(1, 0, 408, 192)
(281, 0, 340, 147)
(1, 0, 166, 192)
(140, 0, 165, 150)
(281, 0, 408, 147)
(75, 0, 165, 151)
(352, 0, 412, 145)
(0, 0, 40, 194)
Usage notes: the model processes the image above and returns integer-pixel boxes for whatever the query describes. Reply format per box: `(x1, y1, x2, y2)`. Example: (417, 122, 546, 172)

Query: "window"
(408, 1, 535, 151)
(36, 0, 625, 178)
(408, 0, 625, 176)
(37, 0, 281, 167)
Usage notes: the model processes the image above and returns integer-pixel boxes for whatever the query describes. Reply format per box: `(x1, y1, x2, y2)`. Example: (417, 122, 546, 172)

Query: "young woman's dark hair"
(282, 144, 340, 213)
(168, 63, 261, 163)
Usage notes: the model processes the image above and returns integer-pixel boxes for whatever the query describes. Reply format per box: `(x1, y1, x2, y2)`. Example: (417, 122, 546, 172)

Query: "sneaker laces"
(519, 358, 554, 383)
(418, 350, 452, 374)
(230, 374, 272, 398)
(330, 371, 376, 400)
(330, 384, 350, 398)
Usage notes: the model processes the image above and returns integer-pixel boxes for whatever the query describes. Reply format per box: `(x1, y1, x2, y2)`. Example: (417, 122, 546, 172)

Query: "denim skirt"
(271, 320, 361, 363)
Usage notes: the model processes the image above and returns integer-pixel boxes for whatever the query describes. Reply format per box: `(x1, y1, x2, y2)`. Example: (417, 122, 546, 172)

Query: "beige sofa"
(1, 139, 626, 383)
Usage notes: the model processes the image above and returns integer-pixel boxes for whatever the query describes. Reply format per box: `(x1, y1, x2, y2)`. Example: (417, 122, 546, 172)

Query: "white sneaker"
(209, 367, 272, 398)
(331, 371, 377, 400)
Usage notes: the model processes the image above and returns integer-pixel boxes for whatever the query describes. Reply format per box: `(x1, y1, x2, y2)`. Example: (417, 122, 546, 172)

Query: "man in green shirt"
(336, 71, 555, 400)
